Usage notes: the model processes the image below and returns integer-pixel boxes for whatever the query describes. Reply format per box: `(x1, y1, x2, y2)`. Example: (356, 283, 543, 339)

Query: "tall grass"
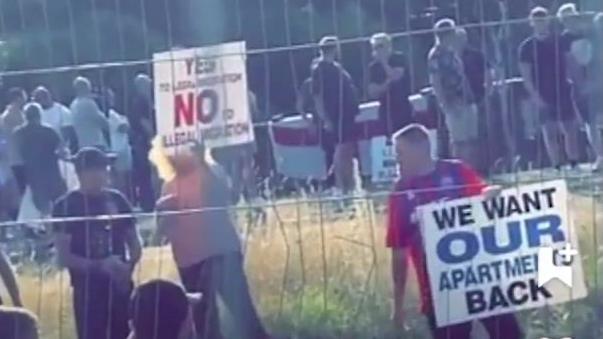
(7, 192, 603, 339)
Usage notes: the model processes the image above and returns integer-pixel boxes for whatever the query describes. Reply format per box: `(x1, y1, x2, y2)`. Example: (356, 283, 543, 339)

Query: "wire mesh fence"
(0, 0, 602, 338)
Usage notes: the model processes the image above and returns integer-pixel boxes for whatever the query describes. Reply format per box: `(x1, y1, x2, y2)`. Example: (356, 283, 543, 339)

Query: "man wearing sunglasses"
(368, 33, 413, 137)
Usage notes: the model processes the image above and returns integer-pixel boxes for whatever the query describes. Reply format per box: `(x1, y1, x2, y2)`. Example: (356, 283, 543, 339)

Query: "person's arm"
(430, 72, 449, 109)
(0, 249, 22, 306)
(391, 247, 408, 323)
(124, 226, 142, 270)
(54, 232, 104, 271)
(115, 193, 142, 269)
(311, 64, 333, 129)
(368, 61, 392, 99)
(427, 51, 449, 109)
(519, 62, 544, 105)
(518, 43, 545, 107)
(88, 100, 110, 132)
(386, 190, 413, 325)
(60, 126, 79, 154)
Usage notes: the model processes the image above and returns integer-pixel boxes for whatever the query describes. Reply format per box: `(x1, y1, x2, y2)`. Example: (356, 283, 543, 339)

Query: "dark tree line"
(0, 0, 598, 116)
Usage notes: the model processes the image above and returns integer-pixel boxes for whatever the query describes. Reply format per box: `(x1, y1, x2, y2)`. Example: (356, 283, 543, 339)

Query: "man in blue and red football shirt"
(387, 124, 523, 339)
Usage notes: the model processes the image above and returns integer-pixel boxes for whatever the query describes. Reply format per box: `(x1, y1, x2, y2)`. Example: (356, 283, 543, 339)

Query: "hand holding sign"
(418, 180, 587, 327)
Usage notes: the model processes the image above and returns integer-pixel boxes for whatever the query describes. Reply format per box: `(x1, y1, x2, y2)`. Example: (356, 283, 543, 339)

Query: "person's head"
(32, 86, 53, 109)
(73, 76, 92, 97)
(0, 306, 39, 339)
(134, 74, 152, 97)
(455, 27, 468, 50)
(7, 87, 27, 110)
(129, 280, 196, 339)
(392, 123, 433, 176)
(557, 3, 581, 31)
(529, 7, 551, 37)
(318, 36, 340, 60)
(24, 103, 42, 124)
(148, 137, 208, 182)
(434, 18, 458, 47)
(370, 32, 392, 60)
(72, 147, 115, 193)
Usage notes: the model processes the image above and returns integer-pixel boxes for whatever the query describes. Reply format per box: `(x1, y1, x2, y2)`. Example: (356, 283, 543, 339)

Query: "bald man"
(387, 123, 520, 339)
(69, 77, 109, 150)
(33, 86, 78, 153)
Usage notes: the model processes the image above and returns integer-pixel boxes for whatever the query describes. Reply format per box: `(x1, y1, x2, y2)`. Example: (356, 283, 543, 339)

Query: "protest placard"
(370, 136, 398, 183)
(153, 41, 254, 152)
(417, 180, 587, 327)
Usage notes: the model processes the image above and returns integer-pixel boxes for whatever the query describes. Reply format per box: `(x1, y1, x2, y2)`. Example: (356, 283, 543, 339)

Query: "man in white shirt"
(69, 77, 109, 150)
(33, 86, 78, 153)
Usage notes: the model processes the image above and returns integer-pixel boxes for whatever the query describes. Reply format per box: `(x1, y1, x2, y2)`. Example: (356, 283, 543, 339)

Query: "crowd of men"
(0, 74, 157, 224)
(301, 4, 602, 199)
(0, 2, 601, 339)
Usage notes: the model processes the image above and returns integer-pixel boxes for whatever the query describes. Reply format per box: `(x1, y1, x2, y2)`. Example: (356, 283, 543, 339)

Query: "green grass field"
(8, 184, 603, 339)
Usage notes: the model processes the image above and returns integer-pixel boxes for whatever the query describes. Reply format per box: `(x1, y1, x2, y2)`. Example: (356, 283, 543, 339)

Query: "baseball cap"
(318, 36, 339, 48)
(70, 147, 116, 172)
(530, 6, 549, 19)
(433, 18, 456, 32)
(129, 280, 192, 339)
(557, 3, 579, 19)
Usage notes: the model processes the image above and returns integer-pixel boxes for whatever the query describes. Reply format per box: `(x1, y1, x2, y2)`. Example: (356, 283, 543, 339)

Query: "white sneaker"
(592, 157, 603, 172)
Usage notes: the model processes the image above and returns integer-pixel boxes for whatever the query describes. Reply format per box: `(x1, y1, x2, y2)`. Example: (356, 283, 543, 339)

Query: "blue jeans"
(427, 312, 523, 339)
(178, 253, 266, 339)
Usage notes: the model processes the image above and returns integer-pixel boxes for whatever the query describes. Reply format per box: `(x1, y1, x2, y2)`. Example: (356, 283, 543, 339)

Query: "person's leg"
(11, 165, 26, 194)
(179, 260, 224, 339)
(73, 285, 110, 339)
(320, 129, 336, 190)
(561, 118, 580, 167)
(215, 253, 268, 339)
(541, 121, 563, 169)
(333, 142, 355, 196)
(108, 283, 133, 339)
(444, 104, 480, 169)
(241, 152, 259, 203)
(426, 312, 472, 339)
(481, 313, 523, 339)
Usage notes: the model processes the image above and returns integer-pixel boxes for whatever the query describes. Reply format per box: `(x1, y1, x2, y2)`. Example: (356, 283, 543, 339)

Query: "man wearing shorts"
(558, 3, 603, 171)
(519, 7, 581, 170)
(312, 36, 360, 196)
(428, 19, 481, 171)
(387, 123, 522, 339)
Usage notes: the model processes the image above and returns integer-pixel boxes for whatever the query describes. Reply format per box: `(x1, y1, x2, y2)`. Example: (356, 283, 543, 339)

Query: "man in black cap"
(53, 147, 142, 339)
(519, 6, 581, 170)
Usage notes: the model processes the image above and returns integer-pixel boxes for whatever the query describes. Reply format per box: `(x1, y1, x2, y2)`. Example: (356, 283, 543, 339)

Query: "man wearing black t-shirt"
(53, 147, 142, 339)
(368, 33, 413, 137)
(312, 36, 360, 196)
(558, 3, 603, 171)
(518, 7, 581, 170)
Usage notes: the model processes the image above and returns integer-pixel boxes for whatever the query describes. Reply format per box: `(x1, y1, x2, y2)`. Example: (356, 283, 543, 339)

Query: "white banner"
(153, 41, 254, 152)
(417, 180, 587, 327)
(370, 136, 398, 183)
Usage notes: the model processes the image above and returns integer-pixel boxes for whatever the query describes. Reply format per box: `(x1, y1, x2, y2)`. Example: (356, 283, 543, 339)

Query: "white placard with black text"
(417, 180, 587, 327)
(153, 41, 254, 152)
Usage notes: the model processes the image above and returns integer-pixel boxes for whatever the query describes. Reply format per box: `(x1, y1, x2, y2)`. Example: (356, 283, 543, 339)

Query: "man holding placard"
(386, 124, 522, 338)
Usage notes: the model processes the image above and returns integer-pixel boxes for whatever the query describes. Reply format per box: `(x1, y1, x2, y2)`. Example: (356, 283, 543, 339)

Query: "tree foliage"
(0, 0, 596, 113)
